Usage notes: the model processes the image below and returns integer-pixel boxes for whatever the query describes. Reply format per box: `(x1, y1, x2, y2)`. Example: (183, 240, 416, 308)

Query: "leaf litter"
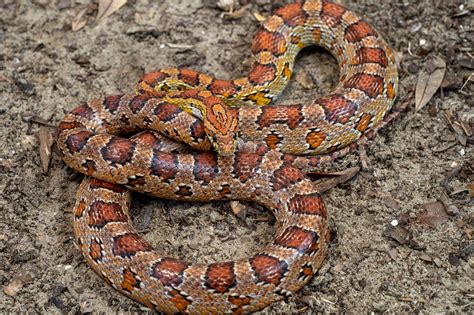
(415, 55, 446, 112)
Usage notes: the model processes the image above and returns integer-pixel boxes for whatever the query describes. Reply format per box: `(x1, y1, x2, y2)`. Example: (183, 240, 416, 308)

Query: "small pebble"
(419, 253, 433, 262)
(55, 0, 70, 10)
(12, 249, 38, 264)
(388, 248, 398, 260)
(49, 296, 66, 311)
(331, 264, 343, 273)
(373, 301, 388, 312)
(80, 300, 94, 314)
(217, 0, 236, 11)
(433, 257, 443, 267)
(448, 253, 460, 266)
(408, 63, 418, 74)
(410, 23, 421, 33)
(13, 74, 35, 96)
(21, 111, 33, 122)
(446, 204, 460, 216)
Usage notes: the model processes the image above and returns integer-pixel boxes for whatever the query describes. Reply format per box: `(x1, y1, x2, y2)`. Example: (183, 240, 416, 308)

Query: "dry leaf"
(460, 120, 472, 137)
(308, 166, 360, 193)
(3, 271, 35, 297)
(441, 69, 463, 89)
(71, 7, 88, 32)
(415, 56, 446, 112)
(4, 279, 24, 297)
(443, 110, 468, 146)
(97, 0, 127, 23)
(384, 225, 410, 245)
(38, 127, 53, 173)
(467, 182, 474, 197)
(223, 4, 251, 20)
(253, 12, 266, 22)
(395, 51, 404, 70)
(417, 201, 449, 227)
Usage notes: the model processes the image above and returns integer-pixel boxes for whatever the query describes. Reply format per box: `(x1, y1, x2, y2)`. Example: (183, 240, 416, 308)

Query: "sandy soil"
(0, 0, 473, 313)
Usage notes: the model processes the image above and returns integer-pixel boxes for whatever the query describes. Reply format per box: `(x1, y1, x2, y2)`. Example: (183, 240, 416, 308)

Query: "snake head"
(203, 100, 238, 156)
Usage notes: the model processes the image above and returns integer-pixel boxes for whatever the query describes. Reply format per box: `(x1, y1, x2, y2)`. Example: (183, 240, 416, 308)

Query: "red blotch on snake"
(150, 257, 190, 287)
(205, 262, 237, 293)
(250, 254, 288, 286)
(112, 233, 153, 258)
(320, 2, 346, 27)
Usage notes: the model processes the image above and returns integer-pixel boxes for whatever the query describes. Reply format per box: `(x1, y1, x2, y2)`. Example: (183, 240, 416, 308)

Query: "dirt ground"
(0, 0, 473, 313)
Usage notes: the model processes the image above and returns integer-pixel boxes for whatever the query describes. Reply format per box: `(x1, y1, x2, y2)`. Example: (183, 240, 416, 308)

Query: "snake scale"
(57, 1, 398, 313)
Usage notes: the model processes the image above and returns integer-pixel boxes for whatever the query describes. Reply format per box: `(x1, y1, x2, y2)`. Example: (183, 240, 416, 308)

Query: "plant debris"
(384, 225, 411, 245)
(307, 167, 360, 193)
(415, 56, 446, 112)
(222, 4, 251, 20)
(253, 11, 266, 22)
(97, 0, 127, 23)
(417, 201, 449, 227)
(3, 270, 36, 297)
(71, 7, 88, 32)
(38, 127, 54, 173)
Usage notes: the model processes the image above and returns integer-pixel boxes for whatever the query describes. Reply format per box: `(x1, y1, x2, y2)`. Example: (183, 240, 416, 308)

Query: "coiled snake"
(58, 1, 398, 313)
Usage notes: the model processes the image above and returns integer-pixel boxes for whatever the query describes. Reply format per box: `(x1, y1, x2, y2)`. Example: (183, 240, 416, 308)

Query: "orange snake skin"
(57, 1, 398, 313)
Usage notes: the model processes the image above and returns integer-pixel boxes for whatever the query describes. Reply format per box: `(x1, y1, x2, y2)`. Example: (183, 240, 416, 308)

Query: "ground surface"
(0, 0, 473, 313)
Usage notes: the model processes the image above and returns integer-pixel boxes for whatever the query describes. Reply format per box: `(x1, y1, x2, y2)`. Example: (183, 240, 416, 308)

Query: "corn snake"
(58, 1, 398, 313)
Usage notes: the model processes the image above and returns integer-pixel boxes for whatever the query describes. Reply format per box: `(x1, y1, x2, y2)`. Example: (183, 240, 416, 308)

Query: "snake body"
(58, 1, 398, 313)
(136, 1, 398, 157)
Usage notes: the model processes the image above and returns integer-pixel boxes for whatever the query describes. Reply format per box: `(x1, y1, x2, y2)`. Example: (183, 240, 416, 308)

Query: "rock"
(80, 300, 94, 314)
(419, 253, 433, 262)
(49, 296, 66, 311)
(373, 301, 388, 312)
(13, 73, 35, 96)
(445, 204, 460, 216)
(448, 253, 460, 266)
(11, 249, 38, 264)
(331, 264, 343, 273)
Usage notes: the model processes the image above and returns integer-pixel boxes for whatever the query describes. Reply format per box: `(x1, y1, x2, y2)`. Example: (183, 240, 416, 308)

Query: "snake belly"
(57, 0, 398, 313)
